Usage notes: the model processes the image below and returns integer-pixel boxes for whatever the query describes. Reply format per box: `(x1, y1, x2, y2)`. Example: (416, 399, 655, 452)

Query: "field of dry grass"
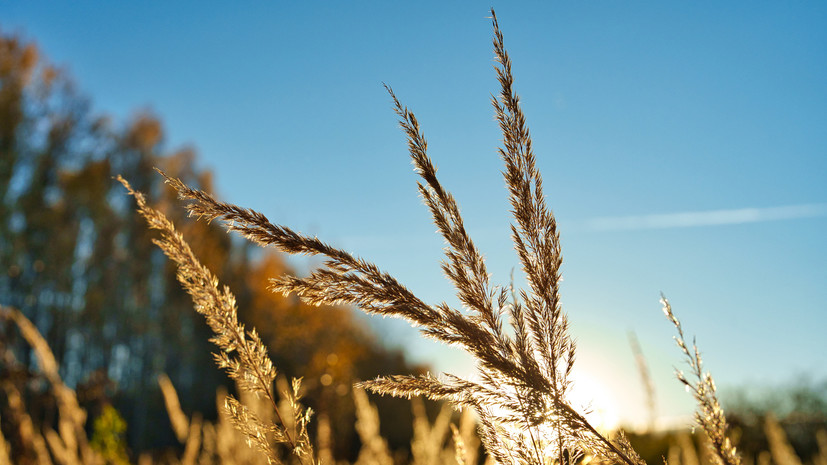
(1, 8, 825, 465)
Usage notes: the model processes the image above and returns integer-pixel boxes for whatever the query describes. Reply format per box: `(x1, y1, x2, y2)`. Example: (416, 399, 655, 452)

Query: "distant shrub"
(90, 405, 130, 465)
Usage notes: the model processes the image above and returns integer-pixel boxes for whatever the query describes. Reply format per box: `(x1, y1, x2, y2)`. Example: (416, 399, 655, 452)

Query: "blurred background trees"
(0, 29, 422, 460)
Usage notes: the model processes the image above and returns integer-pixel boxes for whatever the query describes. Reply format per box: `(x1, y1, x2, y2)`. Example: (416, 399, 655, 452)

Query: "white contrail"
(582, 203, 827, 232)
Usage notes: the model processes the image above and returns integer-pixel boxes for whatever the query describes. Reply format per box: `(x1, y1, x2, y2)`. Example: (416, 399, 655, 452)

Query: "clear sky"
(3, 2, 825, 429)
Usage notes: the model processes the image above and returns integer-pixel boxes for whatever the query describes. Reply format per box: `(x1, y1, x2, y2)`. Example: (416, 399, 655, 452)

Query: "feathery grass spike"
(118, 176, 316, 465)
(662, 294, 741, 465)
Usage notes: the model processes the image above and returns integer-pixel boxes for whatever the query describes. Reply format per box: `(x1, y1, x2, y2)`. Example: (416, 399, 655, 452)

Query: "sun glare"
(567, 371, 620, 432)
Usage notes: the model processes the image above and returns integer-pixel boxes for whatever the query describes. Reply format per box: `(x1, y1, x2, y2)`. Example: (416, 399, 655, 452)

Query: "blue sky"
(3, 2, 825, 428)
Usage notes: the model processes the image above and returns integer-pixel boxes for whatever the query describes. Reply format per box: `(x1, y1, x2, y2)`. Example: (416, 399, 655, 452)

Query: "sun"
(566, 371, 620, 432)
